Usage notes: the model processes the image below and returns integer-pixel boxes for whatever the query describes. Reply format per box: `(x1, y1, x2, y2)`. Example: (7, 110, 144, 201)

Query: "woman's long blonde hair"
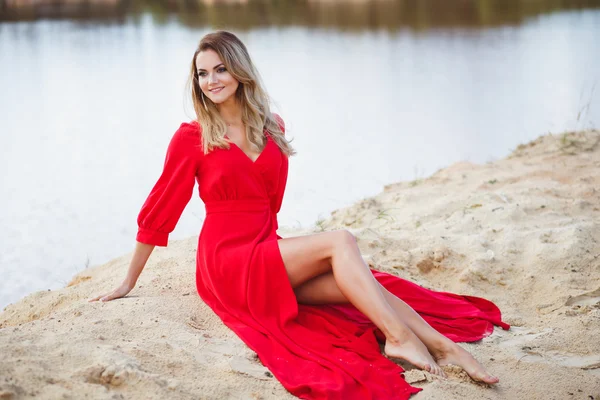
(188, 31, 295, 157)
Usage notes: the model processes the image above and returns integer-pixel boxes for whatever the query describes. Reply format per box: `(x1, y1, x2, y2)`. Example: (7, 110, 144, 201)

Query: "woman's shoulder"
(176, 120, 202, 139)
(271, 113, 285, 133)
(167, 121, 204, 159)
(172, 120, 203, 146)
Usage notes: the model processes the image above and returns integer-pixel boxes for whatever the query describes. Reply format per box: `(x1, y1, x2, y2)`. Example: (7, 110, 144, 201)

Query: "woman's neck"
(217, 97, 243, 126)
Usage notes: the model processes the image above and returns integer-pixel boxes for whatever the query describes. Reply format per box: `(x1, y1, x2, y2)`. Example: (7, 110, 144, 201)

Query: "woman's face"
(195, 49, 239, 106)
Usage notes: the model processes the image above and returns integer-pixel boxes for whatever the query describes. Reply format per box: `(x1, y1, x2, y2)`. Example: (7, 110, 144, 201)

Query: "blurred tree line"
(1, 0, 599, 31)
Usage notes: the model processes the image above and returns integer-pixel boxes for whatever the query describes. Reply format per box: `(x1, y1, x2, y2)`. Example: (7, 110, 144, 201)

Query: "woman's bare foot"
(434, 343, 499, 384)
(384, 331, 445, 377)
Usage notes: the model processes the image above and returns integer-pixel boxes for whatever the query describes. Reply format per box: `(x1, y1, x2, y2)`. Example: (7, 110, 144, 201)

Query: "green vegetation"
(315, 216, 327, 232)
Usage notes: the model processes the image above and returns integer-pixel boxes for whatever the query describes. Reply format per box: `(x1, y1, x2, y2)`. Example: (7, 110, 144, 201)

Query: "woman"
(90, 31, 509, 399)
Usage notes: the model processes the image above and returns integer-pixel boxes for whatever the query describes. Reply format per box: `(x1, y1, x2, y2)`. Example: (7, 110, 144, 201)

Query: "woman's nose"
(208, 73, 218, 84)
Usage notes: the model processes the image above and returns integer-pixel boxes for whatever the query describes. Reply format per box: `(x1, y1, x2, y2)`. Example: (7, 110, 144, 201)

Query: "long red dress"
(137, 120, 510, 399)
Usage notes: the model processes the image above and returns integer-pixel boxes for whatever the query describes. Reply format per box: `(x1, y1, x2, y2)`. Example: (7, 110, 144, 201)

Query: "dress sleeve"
(136, 123, 200, 246)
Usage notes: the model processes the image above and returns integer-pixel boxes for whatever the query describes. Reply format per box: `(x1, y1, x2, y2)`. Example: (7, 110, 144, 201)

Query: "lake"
(1, 0, 599, 309)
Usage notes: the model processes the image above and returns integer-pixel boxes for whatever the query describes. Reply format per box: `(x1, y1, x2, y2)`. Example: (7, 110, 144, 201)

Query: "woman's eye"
(198, 72, 207, 77)
(217, 67, 227, 73)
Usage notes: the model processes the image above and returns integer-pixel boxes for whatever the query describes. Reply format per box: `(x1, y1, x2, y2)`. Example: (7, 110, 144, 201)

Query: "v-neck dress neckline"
(225, 134, 270, 165)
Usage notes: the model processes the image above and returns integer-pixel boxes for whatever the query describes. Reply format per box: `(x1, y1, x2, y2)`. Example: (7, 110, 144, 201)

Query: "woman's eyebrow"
(197, 63, 224, 72)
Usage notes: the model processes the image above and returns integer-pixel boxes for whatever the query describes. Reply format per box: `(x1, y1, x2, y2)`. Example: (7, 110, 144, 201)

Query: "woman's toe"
(474, 371, 499, 384)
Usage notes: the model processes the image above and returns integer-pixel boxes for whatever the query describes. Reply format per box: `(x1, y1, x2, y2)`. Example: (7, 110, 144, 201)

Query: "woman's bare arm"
(88, 242, 155, 302)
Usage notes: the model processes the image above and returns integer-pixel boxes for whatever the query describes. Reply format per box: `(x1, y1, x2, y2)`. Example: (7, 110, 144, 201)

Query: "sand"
(1, 130, 599, 400)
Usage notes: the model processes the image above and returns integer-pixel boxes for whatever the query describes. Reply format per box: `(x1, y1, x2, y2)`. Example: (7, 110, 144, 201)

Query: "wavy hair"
(188, 31, 295, 157)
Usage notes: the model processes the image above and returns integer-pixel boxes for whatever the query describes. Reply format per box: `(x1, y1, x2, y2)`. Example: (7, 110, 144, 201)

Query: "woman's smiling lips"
(209, 87, 224, 94)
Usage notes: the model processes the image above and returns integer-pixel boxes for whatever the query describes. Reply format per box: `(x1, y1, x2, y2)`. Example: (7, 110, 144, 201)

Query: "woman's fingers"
(100, 290, 125, 302)
(88, 289, 122, 302)
(99, 292, 116, 302)
(88, 292, 109, 302)
(88, 283, 133, 303)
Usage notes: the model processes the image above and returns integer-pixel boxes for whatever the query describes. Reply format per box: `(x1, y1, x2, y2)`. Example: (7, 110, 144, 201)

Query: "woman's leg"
(278, 230, 444, 376)
(295, 272, 499, 384)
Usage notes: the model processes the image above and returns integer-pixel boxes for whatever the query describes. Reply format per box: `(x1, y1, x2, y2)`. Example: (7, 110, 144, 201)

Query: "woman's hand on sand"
(88, 242, 154, 303)
(88, 282, 134, 302)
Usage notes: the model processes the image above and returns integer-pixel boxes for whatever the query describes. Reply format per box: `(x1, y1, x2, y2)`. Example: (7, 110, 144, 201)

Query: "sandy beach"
(1, 130, 599, 400)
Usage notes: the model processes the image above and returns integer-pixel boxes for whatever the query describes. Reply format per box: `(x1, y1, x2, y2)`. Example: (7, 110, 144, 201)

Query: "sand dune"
(1, 130, 599, 399)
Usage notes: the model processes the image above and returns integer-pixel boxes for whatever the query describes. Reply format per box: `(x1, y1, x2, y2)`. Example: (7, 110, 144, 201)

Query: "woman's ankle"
(431, 338, 459, 359)
(382, 319, 414, 344)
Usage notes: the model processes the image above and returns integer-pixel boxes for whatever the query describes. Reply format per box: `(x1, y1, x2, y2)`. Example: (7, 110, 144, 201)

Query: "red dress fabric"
(137, 120, 510, 400)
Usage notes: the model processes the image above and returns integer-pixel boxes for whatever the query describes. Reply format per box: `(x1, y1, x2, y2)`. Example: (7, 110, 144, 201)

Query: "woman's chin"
(208, 94, 234, 105)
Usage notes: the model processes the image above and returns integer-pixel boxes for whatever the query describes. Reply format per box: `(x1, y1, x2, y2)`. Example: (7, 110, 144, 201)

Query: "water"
(1, 2, 599, 309)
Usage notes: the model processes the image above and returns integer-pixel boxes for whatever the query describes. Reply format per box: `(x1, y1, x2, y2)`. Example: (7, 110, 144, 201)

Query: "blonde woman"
(91, 31, 509, 399)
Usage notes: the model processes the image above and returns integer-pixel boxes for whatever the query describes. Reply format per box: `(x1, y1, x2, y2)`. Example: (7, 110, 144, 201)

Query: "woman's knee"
(330, 229, 357, 255)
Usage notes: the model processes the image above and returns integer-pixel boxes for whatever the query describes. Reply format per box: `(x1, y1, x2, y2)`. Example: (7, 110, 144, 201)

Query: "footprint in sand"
(565, 287, 600, 307)
(496, 326, 600, 377)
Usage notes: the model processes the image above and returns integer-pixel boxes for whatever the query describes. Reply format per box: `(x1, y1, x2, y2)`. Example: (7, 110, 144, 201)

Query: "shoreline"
(1, 130, 599, 399)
